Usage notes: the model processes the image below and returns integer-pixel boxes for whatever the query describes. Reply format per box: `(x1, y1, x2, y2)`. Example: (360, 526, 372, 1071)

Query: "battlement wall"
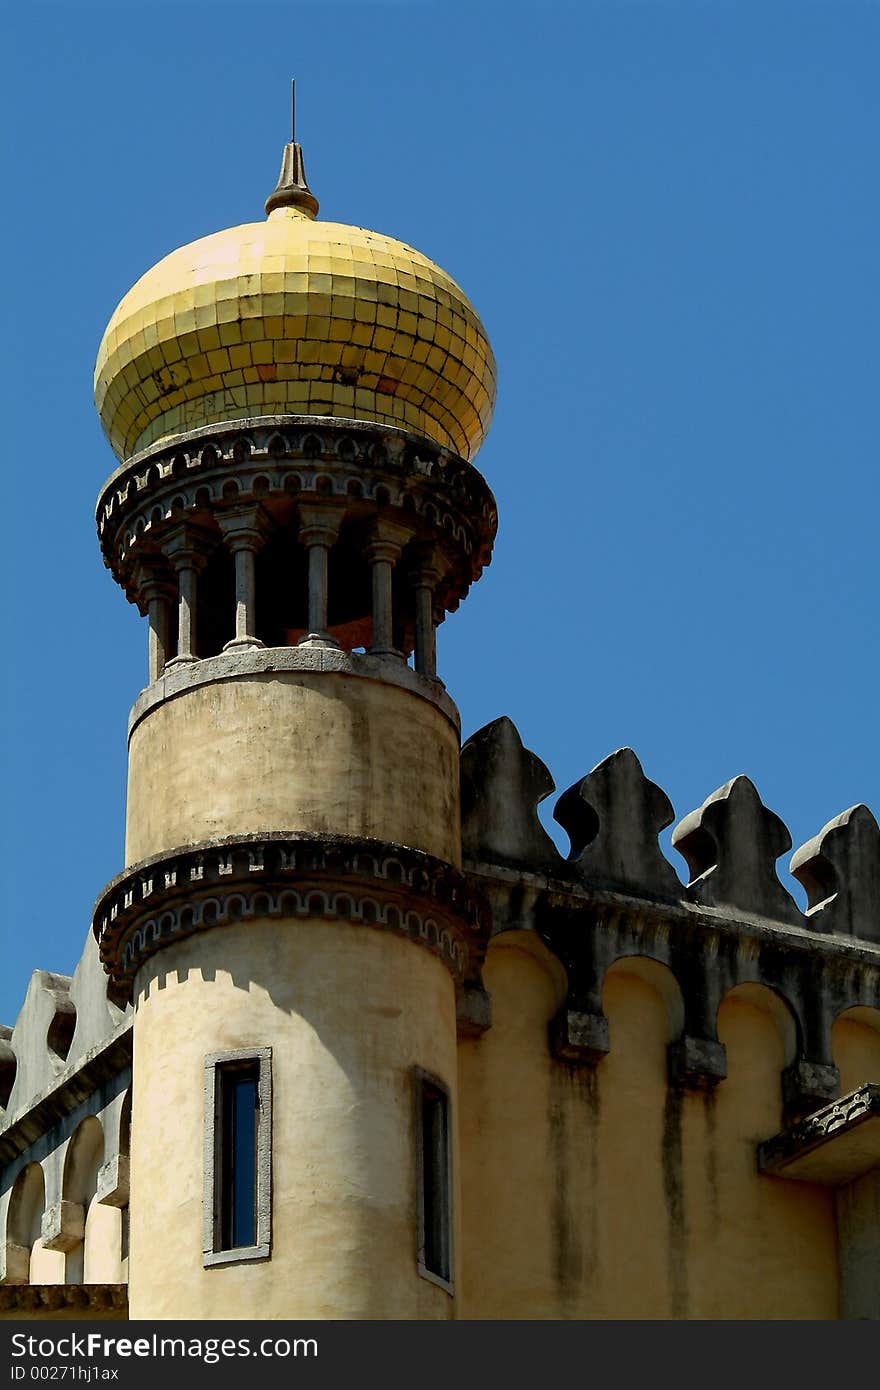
(455, 716, 880, 1318)
(460, 716, 880, 1105)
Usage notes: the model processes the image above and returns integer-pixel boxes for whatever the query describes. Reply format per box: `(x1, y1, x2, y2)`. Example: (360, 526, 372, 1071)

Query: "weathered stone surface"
(783, 1059, 841, 1121)
(460, 717, 561, 873)
(3, 973, 75, 1119)
(0, 928, 130, 1129)
(791, 805, 880, 943)
(555, 748, 681, 898)
(127, 657, 465, 872)
(0, 1243, 29, 1286)
(548, 1008, 610, 1066)
(67, 932, 129, 1064)
(672, 776, 801, 924)
(96, 1154, 130, 1209)
(0, 1027, 132, 1167)
(456, 982, 493, 1039)
(668, 1035, 727, 1089)
(129, 638, 461, 736)
(40, 1200, 85, 1253)
(0, 1283, 128, 1315)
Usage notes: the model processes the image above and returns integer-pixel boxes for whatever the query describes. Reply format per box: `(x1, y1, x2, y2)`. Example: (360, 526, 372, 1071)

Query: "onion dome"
(94, 132, 496, 464)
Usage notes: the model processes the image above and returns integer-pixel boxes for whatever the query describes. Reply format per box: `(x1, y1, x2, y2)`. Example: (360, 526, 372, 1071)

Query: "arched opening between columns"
(832, 1006, 880, 1095)
(196, 544, 235, 658)
(62, 1117, 105, 1284)
(7, 1163, 44, 1284)
(715, 983, 799, 1133)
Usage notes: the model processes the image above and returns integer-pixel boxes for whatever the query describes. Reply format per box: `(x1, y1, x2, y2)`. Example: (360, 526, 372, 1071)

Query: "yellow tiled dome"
(94, 202, 496, 464)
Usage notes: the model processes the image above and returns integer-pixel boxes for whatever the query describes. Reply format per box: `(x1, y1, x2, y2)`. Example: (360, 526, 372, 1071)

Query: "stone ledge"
(456, 983, 492, 1039)
(758, 1083, 880, 1185)
(41, 1201, 85, 1253)
(96, 1154, 130, 1208)
(464, 857, 880, 968)
(549, 1009, 610, 1066)
(0, 1284, 128, 1318)
(668, 1036, 728, 1089)
(128, 644, 460, 740)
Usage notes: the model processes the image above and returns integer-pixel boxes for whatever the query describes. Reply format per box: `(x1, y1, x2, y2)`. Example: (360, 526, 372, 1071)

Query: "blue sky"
(1, 1, 877, 1026)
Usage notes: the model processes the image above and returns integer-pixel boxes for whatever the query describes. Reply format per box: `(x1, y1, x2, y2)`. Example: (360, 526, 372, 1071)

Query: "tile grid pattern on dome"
(94, 210, 496, 464)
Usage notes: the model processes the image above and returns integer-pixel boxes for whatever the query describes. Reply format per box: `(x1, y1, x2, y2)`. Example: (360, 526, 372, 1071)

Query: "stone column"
(145, 584, 172, 682)
(163, 526, 211, 668)
(134, 565, 174, 684)
(216, 506, 269, 651)
(364, 520, 412, 658)
(297, 506, 343, 649)
(410, 549, 446, 679)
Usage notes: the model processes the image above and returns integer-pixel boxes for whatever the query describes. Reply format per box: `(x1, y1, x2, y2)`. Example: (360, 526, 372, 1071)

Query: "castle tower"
(91, 108, 497, 1319)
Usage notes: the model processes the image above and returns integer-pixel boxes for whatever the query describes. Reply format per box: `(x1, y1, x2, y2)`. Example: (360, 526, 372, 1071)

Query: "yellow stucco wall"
(29, 1241, 64, 1285)
(128, 918, 458, 1320)
(83, 1200, 124, 1285)
(832, 1009, 880, 1094)
(458, 934, 841, 1319)
(125, 672, 462, 867)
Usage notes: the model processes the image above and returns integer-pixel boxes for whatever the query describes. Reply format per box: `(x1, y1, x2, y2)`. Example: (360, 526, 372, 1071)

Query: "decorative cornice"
(127, 644, 460, 740)
(94, 834, 490, 994)
(0, 1283, 128, 1313)
(465, 858, 880, 968)
(466, 859, 880, 1103)
(95, 416, 497, 612)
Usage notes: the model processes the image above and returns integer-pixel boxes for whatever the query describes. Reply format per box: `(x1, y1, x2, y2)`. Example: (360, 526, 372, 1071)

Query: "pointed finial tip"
(265, 80, 319, 219)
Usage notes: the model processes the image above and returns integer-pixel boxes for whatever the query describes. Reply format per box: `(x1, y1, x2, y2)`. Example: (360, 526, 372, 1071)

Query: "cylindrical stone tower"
(91, 116, 497, 1319)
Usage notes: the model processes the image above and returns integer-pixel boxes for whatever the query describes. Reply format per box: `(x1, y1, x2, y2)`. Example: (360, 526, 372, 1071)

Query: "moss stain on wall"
(548, 1066, 584, 1305)
(662, 1085, 688, 1318)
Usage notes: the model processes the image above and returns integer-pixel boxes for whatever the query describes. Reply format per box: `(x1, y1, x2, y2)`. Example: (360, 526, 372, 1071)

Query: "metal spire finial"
(265, 79, 319, 219)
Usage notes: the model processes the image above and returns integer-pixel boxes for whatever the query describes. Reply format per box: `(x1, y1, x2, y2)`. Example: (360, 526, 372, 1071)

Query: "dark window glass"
(420, 1080, 451, 1282)
(219, 1064, 259, 1250)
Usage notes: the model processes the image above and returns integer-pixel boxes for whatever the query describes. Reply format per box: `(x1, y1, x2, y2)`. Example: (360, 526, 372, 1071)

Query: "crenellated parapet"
(0, 932, 131, 1291)
(672, 776, 802, 925)
(556, 746, 681, 900)
(791, 805, 880, 943)
(460, 717, 880, 1113)
(0, 935, 128, 1129)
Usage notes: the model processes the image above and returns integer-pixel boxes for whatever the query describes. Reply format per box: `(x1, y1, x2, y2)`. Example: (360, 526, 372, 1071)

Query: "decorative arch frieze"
(93, 834, 491, 1029)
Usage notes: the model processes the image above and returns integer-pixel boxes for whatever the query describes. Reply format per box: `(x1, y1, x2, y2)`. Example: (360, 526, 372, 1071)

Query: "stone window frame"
(203, 1046, 272, 1268)
(414, 1065, 454, 1295)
